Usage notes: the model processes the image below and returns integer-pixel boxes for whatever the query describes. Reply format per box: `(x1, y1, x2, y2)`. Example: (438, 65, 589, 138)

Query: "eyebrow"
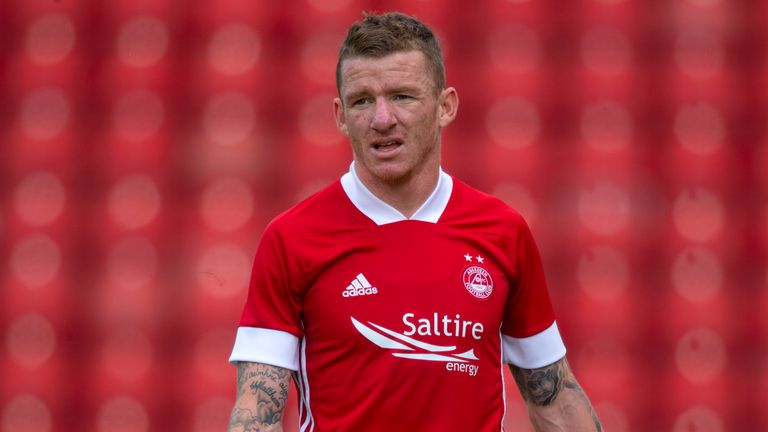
(388, 86, 422, 95)
(344, 90, 370, 103)
(344, 85, 423, 103)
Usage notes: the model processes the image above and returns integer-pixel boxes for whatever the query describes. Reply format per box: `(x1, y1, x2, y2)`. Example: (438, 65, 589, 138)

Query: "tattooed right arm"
(228, 362, 291, 432)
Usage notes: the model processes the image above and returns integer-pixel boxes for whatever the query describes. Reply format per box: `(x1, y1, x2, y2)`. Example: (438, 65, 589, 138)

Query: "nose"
(370, 99, 396, 132)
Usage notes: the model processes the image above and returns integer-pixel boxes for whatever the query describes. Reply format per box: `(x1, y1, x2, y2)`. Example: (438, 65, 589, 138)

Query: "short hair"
(336, 12, 446, 95)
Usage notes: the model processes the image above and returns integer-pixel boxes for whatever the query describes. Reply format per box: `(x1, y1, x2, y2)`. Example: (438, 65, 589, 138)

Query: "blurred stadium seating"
(1, 0, 766, 430)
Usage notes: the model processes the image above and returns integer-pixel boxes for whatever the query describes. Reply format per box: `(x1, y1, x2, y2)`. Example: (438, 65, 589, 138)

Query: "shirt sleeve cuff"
(229, 327, 300, 371)
(502, 321, 567, 369)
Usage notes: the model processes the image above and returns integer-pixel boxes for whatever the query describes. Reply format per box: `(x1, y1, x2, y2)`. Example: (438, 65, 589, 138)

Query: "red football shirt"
(230, 164, 566, 431)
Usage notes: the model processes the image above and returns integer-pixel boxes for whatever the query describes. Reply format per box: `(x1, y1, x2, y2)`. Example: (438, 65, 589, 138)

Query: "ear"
(438, 87, 459, 128)
(333, 97, 349, 136)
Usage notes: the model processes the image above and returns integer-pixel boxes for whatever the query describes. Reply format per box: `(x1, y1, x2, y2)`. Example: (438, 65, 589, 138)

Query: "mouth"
(372, 139, 403, 152)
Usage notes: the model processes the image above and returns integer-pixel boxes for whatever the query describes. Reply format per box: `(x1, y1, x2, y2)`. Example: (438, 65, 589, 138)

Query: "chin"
(370, 165, 412, 185)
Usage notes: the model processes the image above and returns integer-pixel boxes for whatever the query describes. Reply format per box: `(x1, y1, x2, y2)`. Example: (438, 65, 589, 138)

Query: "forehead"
(339, 50, 434, 95)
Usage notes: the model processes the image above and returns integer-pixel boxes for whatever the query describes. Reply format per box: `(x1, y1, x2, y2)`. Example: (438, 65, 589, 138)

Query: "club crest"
(462, 265, 494, 299)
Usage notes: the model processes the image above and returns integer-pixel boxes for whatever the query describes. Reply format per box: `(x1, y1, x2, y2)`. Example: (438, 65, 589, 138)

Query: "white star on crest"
(476, 255, 485, 264)
(464, 253, 473, 262)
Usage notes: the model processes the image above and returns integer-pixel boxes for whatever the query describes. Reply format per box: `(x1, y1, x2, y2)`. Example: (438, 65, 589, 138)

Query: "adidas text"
(343, 286, 378, 297)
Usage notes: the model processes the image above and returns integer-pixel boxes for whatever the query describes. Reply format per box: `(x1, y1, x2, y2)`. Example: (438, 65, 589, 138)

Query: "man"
(228, 12, 601, 432)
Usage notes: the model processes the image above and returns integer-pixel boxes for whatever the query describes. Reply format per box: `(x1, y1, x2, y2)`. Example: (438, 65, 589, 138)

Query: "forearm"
(511, 358, 602, 432)
(228, 362, 291, 432)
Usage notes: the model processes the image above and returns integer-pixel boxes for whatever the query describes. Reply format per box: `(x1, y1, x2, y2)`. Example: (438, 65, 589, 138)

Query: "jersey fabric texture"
(230, 163, 567, 432)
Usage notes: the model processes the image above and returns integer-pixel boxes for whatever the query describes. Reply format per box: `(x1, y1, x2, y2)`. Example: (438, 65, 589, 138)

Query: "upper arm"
(237, 225, 304, 339)
(228, 361, 292, 432)
(501, 218, 561, 359)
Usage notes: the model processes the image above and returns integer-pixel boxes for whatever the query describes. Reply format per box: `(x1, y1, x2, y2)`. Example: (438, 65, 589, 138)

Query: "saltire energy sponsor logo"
(351, 313, 483, 377)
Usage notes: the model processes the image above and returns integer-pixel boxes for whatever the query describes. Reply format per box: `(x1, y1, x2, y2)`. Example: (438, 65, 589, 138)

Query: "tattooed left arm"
(510, 357, 602, 432)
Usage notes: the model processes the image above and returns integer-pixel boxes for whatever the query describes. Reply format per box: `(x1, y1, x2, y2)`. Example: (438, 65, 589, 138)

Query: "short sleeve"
(501, 219, 566, 369)
(229, 223, 303, 370)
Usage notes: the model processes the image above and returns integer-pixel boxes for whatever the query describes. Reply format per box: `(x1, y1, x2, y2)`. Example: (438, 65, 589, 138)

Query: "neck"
(355, 163, 440, 219)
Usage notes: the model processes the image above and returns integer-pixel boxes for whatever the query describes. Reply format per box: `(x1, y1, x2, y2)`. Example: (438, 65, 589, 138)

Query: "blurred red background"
(1, 0, 767, 431)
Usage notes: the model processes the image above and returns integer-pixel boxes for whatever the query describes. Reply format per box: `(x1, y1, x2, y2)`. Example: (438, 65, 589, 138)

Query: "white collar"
(340, 162, 453, 225)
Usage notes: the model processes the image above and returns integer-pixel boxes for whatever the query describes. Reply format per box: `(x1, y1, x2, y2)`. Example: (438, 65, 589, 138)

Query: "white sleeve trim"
(229, 327, 300, 371)
(502, 321, 567, 369)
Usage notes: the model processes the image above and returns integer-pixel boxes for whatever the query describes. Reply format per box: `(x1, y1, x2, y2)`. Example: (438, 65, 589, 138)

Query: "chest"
(299, 222, 513, 353)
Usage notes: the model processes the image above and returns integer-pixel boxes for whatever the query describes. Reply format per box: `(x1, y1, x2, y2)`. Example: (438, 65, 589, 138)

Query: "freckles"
(343, 114, 365, 131)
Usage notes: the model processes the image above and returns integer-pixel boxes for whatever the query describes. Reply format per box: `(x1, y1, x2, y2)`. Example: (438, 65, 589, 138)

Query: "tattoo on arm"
(228, 362, 291, 432)
(511, 359, 565, 406)
(511, 358, 602, 431)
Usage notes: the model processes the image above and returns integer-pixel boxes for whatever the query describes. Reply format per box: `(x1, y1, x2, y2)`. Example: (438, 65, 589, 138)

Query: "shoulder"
(262, 179, 366, 243)
(265, 180, 344, 232)
(445, 176, 528, 229)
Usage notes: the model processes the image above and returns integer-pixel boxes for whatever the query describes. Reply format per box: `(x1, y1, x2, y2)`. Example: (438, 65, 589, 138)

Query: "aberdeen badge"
(462, 265, 494, 299)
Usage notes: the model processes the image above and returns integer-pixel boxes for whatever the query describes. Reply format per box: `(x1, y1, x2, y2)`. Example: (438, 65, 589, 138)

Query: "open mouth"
(373, 140, 403, 151)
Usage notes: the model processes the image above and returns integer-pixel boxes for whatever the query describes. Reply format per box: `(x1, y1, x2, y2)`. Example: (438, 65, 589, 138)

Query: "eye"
(393, 94, 412, 101)
(351, 97, 372, 106)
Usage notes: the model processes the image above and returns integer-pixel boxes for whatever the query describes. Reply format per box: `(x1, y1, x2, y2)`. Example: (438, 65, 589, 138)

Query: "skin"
(227, 362, 291, 432)
(333, 50, 459, 218)
(511, 357, 603, 431)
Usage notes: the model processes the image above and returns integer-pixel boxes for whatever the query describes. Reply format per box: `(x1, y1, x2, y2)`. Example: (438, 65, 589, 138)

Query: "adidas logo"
(343, 273, 378, 298)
